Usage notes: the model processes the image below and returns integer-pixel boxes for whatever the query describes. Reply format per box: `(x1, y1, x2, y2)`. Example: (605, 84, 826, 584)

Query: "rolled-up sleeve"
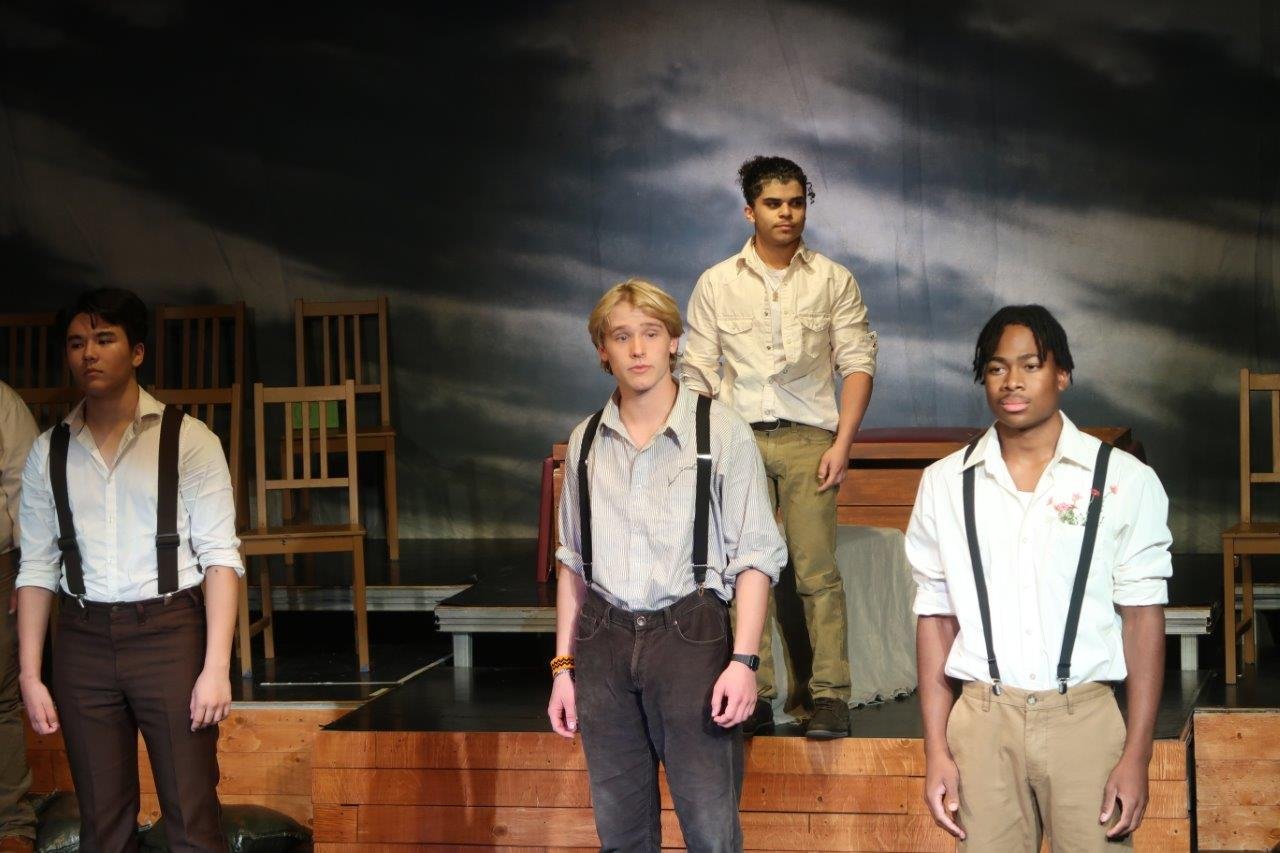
(681, 273, 723, 397)
(830, 271, 878, 379)
(0, 388, 38, 552)
(554, 426, 585, 577)
(180, 419, 244, 576)
(17, 434, 62, 593)
(718, 434, 786, 587)
(907, 470, 954, 616)
(1112, 465, 1172, 607)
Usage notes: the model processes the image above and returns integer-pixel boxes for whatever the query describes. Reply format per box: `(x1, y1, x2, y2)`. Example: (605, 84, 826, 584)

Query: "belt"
(750, 418, 800, 431)
(59, 585, 204, 612)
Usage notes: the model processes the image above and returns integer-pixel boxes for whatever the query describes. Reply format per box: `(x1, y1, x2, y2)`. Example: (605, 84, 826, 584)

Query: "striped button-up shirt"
(683, 239, 878, 432)
(556, 382, 786, 611)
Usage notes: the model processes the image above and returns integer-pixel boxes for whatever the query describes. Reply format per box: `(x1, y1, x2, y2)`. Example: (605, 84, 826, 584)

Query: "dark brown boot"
(741, 698, 775, 736)
(805, 697, 849, 740)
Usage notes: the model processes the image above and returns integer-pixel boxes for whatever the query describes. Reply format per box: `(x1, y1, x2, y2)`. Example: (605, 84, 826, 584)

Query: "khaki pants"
(752, 425, 849, 704)
(0, 551, 35, 841)
(948, 681, 1131, 852)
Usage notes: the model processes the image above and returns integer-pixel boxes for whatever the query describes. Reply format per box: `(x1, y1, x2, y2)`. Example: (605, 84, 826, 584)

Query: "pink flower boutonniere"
(1052, 486, 1110, 526)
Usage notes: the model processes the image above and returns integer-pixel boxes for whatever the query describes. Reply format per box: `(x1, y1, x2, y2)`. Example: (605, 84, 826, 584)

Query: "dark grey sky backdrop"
(0, 0, 1276, 550)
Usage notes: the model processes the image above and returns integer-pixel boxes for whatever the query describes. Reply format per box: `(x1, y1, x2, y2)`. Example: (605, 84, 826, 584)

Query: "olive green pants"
(751, 425, 850, 704)
(0, 551, 35, 841)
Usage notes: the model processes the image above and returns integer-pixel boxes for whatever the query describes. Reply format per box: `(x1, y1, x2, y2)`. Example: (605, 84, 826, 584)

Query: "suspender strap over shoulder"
(960, 439, 1002, 694)
(962, 437, 1115, 696)
(49, 424, 84, 597)
(691, 394, 712, 588)
(577, 408, 605, 588)
(1056, 442, 1113, 692)
(155, 404, 186, 595)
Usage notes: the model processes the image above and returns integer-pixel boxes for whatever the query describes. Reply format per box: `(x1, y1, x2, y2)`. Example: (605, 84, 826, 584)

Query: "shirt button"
(766, 345, 773, 350)
(1025, 629, 1032, 636)
(1021, 537, 1029, 544)
(1029, 674, 1037, 681)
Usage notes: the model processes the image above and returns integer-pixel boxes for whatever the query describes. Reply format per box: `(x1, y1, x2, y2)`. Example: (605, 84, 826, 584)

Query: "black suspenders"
(961, 438, 1113, 694)
(577, 394, 714, 590)
(50, 404, 187, 598)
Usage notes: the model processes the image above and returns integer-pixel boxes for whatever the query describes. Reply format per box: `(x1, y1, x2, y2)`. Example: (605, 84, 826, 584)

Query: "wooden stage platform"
(23, 664, 1280, 851)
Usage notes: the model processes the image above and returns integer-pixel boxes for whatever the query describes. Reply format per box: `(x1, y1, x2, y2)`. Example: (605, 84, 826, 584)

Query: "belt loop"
(135, 602, 147, 624)
(1066, 686, 1074, 715)
(981, 685, 992, 712)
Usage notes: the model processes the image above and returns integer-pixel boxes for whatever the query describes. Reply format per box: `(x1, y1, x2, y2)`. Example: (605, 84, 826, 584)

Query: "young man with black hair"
(16, 288, 243, 852)
(908, 305, 1171, 851)
(0, 382, 37, 853)
(683, 155, 878, 738)
(549, 278, 785, 851)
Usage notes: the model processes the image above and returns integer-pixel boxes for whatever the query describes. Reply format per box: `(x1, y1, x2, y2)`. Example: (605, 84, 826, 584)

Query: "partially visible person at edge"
(908, 304, 1171, 851)
(548, 278, 786, 851)
(683, 155, 877, 739)
(17, 288, 243, 852)
(0, 381, 38, 852)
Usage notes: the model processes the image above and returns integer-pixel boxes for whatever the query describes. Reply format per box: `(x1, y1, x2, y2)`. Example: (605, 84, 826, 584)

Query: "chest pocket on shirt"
(716, 315, 755, 366)
(657, 462, 698, 552)
(797, 313, 831, 362)
(1048, 515, 1118, 594)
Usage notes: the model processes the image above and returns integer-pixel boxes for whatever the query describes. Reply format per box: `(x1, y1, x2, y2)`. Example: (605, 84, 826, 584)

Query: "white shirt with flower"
(906, 412, 1172, 690)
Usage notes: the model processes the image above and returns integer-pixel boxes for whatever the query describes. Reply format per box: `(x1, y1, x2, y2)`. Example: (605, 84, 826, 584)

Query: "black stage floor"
(323, 661, 1280, 739)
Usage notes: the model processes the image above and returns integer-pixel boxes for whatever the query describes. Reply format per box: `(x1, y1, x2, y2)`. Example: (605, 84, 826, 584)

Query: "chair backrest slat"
(0, 313, 65, 390)
(294, 298, 391, 426)
(154, 303, 246, 390)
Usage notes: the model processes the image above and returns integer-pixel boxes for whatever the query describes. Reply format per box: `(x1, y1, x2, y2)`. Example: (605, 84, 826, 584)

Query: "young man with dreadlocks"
(683, 155, 878, 738)
(908, 305, 1171, 851)
(548, 278, 785, 851)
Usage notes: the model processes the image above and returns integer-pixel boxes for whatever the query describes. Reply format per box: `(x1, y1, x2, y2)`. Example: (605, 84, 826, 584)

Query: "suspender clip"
(990, 678, 1003, 696)
(1057, 677, 1069, 695)
(57, 536, 79, 553)
(74, 594, 86, 609)
(155, 533, 181, 549)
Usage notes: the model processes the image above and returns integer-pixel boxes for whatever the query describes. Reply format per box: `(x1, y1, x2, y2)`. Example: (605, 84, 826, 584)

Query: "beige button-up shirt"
(0, 381, 38, 557)
(906, 413, 1173, 690)
(18, 387, 244, 601)
(683, 239, 878, 432)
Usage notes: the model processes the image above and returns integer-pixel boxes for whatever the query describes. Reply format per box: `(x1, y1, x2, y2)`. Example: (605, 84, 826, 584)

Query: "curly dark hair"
(738, 155, 816, 206)
(972, 304, 1074, 383)
(61, 287, 149, 349)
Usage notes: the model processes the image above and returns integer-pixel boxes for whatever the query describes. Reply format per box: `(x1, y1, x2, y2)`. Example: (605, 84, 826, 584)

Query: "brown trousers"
(948, 680, 1130, 853)
(0, 552, 35, 841)
(53, 589, 226, 853)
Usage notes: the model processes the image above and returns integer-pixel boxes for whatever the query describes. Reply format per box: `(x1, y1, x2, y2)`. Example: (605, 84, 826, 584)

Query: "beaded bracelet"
(550, 654, 575, 679)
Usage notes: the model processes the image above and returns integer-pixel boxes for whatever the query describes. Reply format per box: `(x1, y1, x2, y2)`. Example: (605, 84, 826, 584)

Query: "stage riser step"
(1194, 710, 1280, 850)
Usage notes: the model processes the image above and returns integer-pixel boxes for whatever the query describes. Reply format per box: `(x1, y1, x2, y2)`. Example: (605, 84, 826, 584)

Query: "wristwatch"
(731, 653, 760, 671)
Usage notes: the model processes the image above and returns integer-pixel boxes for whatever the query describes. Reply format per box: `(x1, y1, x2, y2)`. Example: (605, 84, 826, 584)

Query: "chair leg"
(236, 556, 253, 679)
(261, 557, 276, 660)
(1223, 547, 1237, 685)
(1242, 555, 1256, 666)
(384, 439, 399, 561)
(353, 541, 370, 673)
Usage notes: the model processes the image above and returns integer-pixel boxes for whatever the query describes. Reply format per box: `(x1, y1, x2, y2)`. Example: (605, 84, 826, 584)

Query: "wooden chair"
(18, 386, 82, 433)
(0, 312, 67, 391)
(148, 385, 251, 675)
(240, 380, 369, 673)
(154, 302, 246, 391)
(293, 297, 398, 560)
(1222, 369, 1280, 684)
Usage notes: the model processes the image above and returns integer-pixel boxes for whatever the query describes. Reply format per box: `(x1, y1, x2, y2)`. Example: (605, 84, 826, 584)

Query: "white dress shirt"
(0, 381, 38, 556)
(906, 413, 1172, 690)
(18, 387, 244, 601)
(683, 239, 878, 432)
(556, 383, 786, 611)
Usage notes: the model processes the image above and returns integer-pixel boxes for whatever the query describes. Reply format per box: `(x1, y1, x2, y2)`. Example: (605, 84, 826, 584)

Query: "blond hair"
(588, 278, 683, 375)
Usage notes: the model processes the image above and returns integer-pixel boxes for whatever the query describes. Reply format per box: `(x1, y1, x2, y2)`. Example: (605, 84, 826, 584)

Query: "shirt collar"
(961, 411, 1094, 473)
(65, 385, 164, 435)
(598, 380, 694, 448)
(735, 237, 814, 275)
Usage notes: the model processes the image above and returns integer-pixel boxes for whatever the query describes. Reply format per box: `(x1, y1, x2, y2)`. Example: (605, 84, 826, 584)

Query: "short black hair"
(972, 304, 1074, 383)
(738, 155, 816, 206)
(62, 288, 149, 349)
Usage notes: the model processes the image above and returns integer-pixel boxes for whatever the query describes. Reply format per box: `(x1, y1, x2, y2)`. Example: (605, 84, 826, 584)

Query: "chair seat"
(290, 424, 396, 439)
(241, 522, 366, 540)
(1222, 522, 1280, 539)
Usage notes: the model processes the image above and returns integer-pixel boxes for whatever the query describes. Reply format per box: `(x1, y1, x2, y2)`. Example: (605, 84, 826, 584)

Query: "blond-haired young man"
(549, 278, 785, 852)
